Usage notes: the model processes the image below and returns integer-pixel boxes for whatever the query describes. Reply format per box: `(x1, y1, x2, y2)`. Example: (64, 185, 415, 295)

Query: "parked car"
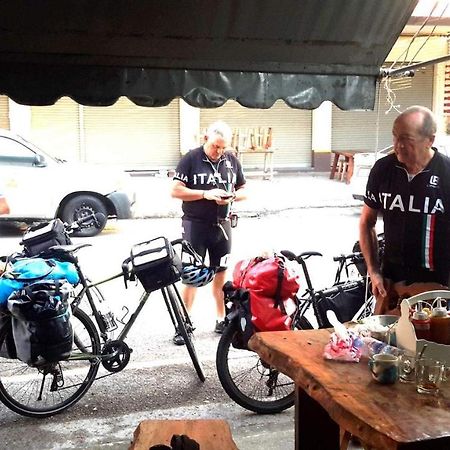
(350, 134, 450, 201)
(0, 129, 135, 236)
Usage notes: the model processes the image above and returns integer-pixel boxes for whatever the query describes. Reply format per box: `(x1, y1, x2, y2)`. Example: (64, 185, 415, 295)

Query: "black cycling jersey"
(173, 146, 246, 223)
(364, 149, 450, 282)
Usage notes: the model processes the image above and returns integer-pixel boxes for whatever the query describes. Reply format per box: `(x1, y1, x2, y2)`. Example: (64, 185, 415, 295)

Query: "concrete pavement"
(131, 172, 362, 219)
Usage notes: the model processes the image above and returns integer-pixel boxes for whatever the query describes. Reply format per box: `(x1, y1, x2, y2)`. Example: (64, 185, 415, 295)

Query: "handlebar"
(332, 252, 363, 262)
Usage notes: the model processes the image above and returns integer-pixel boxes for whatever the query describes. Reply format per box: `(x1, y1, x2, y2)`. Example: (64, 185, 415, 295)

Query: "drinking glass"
(415, 358, 445, 395)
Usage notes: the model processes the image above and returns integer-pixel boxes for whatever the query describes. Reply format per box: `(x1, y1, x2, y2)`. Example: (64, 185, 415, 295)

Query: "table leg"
(330, 153, 339, 180)
(295, 387, 340, 450)
(346, 156, 354, 184)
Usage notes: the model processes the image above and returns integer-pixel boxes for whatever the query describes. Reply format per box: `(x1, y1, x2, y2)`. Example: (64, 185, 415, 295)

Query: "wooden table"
(330, 150, 363, 184)
(248, 329, 450, 450)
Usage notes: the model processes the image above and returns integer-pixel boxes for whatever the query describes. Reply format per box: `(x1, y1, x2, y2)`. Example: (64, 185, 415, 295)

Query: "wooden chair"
(129, 419, 239, 450)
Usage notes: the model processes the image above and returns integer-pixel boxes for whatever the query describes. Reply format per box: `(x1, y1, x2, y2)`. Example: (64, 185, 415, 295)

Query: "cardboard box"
(396, 290, 450, 365)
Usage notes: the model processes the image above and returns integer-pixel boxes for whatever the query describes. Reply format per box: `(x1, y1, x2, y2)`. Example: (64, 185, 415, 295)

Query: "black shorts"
(182, 219, 232, 271)
(382, 261, 450, 287)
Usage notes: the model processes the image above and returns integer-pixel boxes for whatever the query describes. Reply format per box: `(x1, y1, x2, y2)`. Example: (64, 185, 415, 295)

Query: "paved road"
(0, 208, 371, 449)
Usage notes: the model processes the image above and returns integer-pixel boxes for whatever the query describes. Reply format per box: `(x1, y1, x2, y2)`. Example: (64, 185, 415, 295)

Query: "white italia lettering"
(408, 195, 420, 213)
(207, 174, 216, 184)
(431, 199, 445, 214)
(389, 194, 405, 211)
(197, 173, 207, 184)
(380, 192, 391, 209)
(175, 172, 188, 183)
(379, 191, 445, 214)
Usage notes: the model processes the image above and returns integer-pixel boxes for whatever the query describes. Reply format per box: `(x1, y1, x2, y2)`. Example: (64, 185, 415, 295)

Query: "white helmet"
(181, 265, 215, 287)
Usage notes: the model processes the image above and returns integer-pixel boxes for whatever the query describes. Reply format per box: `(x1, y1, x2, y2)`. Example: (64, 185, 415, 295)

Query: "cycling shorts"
(382, 261, 450, 287)
(182, 219, 232, 272)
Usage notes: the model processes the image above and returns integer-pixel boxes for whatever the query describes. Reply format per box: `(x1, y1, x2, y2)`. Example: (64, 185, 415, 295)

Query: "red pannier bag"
(232, 255, 300, 331)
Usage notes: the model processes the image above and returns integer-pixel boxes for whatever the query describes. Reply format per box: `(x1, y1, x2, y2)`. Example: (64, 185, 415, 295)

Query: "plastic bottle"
(410, 301, 431, 341)
(97, 298, 118, 332)
(430, 297, 450, 345)
(361, 337, 404, 358)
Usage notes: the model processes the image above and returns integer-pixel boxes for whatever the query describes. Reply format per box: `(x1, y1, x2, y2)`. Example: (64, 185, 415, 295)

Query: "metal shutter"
(332, 67, 433, 152)
(0, 96, 10, 130)
(83, 98, 180, 170)
(30, 97, 80, 161)
(201, 100, 312, 168)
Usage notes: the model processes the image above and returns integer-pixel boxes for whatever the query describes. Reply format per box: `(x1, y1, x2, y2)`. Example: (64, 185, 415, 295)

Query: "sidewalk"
(131, 172, 362, 219)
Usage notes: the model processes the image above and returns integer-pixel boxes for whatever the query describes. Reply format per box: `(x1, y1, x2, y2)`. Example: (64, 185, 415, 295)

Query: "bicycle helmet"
(181, 264, 215, 287)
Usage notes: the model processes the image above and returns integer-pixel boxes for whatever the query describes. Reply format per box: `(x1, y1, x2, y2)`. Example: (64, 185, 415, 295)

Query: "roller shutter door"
(30, 97, 80, 161)
(332, 67, 433, 152)
(201, 100, 312, 168)
(83, 98, 180, 170)
(0, 96, 9, 130)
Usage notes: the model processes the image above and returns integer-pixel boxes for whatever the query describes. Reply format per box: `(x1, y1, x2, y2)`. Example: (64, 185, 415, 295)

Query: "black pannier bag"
(21, 219, 72, 257)
(313, 279, 368, 329)
(7, 280, 73, 365)
(128, 237, 182, 293)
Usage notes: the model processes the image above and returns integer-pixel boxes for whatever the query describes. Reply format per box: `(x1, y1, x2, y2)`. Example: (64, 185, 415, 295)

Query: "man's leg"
(212, 269, 227, 319)
(182, 284, 198, 313)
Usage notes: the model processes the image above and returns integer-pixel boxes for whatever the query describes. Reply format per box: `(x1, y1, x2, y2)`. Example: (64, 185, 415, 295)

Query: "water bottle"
(97, 299, 117, 332)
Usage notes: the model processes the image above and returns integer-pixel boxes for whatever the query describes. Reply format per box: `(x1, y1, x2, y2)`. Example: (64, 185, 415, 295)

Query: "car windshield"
(15, 134, 64, 163)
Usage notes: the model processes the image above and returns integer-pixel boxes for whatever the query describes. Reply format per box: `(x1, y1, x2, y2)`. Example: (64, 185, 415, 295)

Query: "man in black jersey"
(171, 121, 247, 344)
(359, 105, 450, 315)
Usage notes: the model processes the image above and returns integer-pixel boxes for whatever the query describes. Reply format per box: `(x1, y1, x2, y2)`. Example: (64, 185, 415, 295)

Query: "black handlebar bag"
(7, 280, 73, 365)
(127, 237, 182, 293)
(21, 219, 72, 257)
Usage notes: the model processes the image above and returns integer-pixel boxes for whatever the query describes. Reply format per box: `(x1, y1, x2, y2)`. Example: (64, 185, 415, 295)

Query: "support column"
(311, 101, 332, 172)
(179, 99, 200, 155)
(8, 99, 31, 138)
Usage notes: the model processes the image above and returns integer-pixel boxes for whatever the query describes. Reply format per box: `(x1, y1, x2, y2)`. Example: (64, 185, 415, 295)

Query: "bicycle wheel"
(216, 322, 294, 414)
(0, 308, 100, 418)
(165, 284, 206, 382)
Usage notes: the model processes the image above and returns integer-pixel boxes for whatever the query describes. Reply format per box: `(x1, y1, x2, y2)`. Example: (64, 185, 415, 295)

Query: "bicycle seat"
(298, 251, 322, 258)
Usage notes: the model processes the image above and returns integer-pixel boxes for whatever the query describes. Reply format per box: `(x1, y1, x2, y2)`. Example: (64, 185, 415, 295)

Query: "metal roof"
(0, 0, 418, 110)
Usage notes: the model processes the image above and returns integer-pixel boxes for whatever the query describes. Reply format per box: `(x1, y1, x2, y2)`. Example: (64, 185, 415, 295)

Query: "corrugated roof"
(0, 0, 418, 110)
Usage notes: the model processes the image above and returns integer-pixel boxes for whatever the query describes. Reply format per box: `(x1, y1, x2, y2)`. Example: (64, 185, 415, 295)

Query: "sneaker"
(214, 320, 226, 334)
(172, 331, 185, 346)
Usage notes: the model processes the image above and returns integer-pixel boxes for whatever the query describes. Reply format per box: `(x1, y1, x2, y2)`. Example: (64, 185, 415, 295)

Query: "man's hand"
(203, 188, 233, 202)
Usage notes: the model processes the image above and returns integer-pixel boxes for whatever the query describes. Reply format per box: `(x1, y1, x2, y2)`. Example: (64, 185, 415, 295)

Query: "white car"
(350, 135, 450, 201)
(0, 129, 135, 236)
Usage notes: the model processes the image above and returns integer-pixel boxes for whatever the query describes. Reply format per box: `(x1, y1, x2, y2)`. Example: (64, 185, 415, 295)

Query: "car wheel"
(60, 195, 108, 237)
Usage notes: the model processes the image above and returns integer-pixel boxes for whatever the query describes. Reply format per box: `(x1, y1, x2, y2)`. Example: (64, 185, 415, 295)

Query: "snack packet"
(323, 311, 363, 362)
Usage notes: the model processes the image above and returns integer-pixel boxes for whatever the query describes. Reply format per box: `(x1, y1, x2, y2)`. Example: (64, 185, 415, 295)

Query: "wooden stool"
(129, 419, 239, 450)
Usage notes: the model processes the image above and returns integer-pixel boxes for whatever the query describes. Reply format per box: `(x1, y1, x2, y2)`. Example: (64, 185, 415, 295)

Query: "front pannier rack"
(122, 237, 183, 292)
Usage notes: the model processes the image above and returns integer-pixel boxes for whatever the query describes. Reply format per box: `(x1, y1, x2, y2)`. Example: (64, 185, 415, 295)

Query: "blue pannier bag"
(7, 280, 74, 365)
(0, 258, 79, 308)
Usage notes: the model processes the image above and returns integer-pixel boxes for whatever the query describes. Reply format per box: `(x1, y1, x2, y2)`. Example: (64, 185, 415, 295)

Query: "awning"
(0, 0, 418, 110)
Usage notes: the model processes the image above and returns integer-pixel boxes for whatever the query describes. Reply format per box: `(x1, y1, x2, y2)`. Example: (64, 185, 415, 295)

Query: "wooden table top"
(249, 329, 450, 449)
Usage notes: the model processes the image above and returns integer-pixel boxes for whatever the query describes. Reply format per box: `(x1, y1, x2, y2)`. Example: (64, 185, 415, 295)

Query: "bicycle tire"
(216, 322, 294, 414)
(166, 284, 206, 382)
(0, 308, 100, 418)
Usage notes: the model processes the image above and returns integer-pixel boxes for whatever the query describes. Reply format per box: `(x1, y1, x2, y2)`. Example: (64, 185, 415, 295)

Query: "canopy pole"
(380, 54, 450, 78)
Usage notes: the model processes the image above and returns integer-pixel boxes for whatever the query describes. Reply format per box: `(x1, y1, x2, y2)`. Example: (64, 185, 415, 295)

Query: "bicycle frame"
(70, 265, 193, 361)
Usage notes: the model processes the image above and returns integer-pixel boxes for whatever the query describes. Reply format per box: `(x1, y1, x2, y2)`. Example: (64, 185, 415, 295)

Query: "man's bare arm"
(359, 203, 387, 302)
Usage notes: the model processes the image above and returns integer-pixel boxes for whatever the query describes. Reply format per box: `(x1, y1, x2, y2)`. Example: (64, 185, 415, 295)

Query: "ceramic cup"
(415, 358, 445, 395)
(399, 353, 416, 383)
(369, 353, 399, 384)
